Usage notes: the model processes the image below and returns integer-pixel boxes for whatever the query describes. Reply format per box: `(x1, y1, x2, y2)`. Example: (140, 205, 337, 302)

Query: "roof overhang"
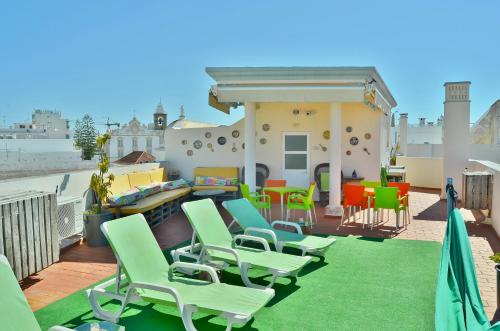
(206, 67, 397, 113)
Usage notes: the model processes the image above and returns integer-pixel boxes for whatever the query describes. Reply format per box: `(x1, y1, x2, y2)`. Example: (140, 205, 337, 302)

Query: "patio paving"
(22, 188, 499, 322)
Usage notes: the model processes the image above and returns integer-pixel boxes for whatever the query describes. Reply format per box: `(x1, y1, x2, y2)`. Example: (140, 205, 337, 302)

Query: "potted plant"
(389, 143, 400, 166)
(489, 252, 500, 308)
(83, 133, 115, 247)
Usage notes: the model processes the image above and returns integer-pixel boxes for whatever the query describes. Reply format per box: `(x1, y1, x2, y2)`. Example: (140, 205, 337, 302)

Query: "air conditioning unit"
(57, 196, 84, 248)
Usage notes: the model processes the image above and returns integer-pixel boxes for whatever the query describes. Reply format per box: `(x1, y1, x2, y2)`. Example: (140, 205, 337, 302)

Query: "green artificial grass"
(35, 236, 441, 331)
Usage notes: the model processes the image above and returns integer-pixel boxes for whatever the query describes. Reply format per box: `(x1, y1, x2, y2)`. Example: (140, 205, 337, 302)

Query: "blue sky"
(1, 1, 499, 130)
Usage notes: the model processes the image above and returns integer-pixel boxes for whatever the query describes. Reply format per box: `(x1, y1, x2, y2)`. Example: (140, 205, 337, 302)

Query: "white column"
(325, 102, 343, 216)
(442, 82, 471, 199)
(244, 102, 256, 191)
(399, 113, 408, 155)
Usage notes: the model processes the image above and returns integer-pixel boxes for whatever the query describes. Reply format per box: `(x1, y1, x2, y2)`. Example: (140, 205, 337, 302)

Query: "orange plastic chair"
(341, 184, 368, 227)
(264, 179, 287, 204)
(388, 182, 411, 223)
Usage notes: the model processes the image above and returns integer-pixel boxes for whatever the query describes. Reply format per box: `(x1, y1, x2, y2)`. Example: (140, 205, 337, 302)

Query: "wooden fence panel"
(10, 202, 22, 280)
(38, 196, 48, 269)
(24, 198, 36, 275)
(2, 204, 13, 267)
(32, 197, 42, 271)
(0, 192, 61, 281)
(43, 195, 53, 266)
(49, 194, 59, 262)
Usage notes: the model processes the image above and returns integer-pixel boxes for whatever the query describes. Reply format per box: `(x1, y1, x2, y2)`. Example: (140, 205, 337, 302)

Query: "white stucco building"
(164, 66, 397, 216)
(108, 102, 167, 161)
(0, 109, 71, 139)
(471, 100, 500, 144)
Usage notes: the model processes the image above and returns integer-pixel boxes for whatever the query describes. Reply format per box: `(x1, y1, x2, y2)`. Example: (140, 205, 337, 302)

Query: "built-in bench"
(106, 168, 191, 227)
(191, 167, 239, 200)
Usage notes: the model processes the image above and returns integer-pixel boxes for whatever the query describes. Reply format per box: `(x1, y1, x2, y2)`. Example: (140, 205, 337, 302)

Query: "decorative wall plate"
(217, 136, 226, 145)
(187, 150, 193, 156)
(323, 130, 330, 140)
(262, 123, 270, 131)
(350, 137, 359, 145)
(232, 130, 240, 138)
(205, 132, 212, 139)
(193, 140, 202, 149)
(346, 150, 352, 156)
(181, 139, 187, 145)
(346, 126, 353, 133)
(364, 133, 372, 140)
(259, 138, 267, 144)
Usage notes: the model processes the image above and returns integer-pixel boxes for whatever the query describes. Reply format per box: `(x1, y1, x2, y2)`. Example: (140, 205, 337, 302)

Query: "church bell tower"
(154, 101, 167, 130)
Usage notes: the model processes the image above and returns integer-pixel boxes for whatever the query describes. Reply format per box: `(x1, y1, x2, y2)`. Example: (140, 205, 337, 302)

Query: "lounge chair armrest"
(170, 261, 220, 283)
(244, 227, 278, 247)
(129, 281, 184, 306)
(233, 234, 270, 251)
(201, 244, 242, 267)
(48, 327, 74, 331)
(271, 220, 303, 235)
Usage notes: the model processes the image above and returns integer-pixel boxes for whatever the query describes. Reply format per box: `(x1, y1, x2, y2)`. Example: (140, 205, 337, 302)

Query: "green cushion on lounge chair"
(320, 172, 330, 192)
(0, 256, 42, 331)
(0, 255, 73, 331)
(102, 215, 274, 317)
(223, 198, 336, 255)
(181, 199, 311, 288)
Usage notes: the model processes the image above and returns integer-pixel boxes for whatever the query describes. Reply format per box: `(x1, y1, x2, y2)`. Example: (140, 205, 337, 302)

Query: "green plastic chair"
(240, 183, 271, 221)
(0, 255, 73, 331)
(88, 214, 274, 331)
(177, 198, 312, 289)
(223, 198, 336, 256)
(360, 180, 381, 188)
(286, 183, 317, 228)
(372, 187, 407, 231)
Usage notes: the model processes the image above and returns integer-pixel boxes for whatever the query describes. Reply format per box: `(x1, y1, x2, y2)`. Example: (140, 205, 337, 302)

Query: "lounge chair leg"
(180, 304, 198, 331)
(240, 262, 278, 289)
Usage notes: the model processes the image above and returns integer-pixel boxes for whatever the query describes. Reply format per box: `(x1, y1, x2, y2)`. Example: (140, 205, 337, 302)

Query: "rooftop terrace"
(21, 188, 499, 328)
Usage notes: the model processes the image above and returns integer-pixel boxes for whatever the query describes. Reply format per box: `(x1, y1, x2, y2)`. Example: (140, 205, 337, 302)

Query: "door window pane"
(285, 154, 307, 169)
(285, 135, 307, 151)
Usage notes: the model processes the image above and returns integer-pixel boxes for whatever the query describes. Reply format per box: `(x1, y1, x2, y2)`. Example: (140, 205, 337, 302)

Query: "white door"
(282, 133, 310, 187)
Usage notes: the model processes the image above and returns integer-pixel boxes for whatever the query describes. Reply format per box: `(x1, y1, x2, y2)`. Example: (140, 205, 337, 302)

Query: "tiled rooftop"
(22, 188, 499, 322)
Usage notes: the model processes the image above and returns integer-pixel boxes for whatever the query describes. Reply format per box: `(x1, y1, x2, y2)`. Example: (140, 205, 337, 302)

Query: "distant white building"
(471, 100, 500, 144)
(0, 109, 71, 139)
(392, 114, 444, 146)
(109, 102, 167, 160)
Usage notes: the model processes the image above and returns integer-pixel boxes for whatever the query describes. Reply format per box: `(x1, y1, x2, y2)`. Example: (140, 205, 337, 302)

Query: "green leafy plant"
(88, 133, 114, 214)
(490, 253, 500, 264)
(74, 114, 97, 160)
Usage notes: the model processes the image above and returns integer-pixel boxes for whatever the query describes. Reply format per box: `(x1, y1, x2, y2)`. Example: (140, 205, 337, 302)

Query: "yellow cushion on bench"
(115, 187, 192, 214)
(149, 168, 165, 183)
(109, 174, 131, 197)
(128, 172, 152, 187)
